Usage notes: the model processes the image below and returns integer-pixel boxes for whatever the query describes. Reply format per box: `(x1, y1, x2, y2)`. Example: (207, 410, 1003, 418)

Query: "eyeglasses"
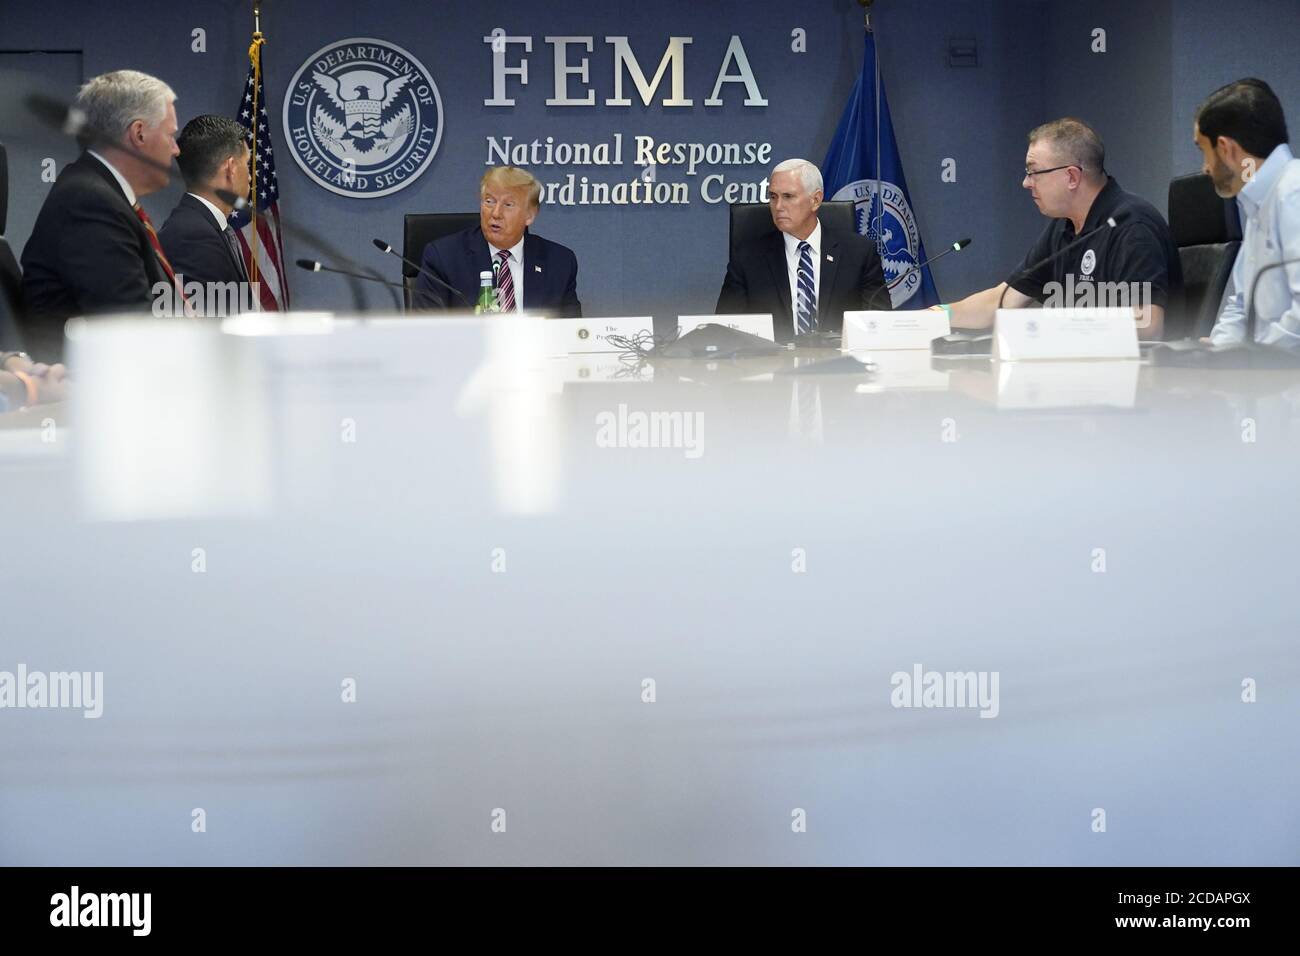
(1023, 163, 1082, 180)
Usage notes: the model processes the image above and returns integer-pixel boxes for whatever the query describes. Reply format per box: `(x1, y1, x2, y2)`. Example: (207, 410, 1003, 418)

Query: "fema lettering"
(284, 38, 443, 198)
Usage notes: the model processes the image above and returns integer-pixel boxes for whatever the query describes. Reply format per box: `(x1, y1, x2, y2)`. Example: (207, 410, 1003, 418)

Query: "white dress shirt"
(1209, 143, 1300, 347)
(782, 221, 822, 330)
(486, 235, 526, 310)
(189, 193, 230, 231)
(87, 150, 136, 206)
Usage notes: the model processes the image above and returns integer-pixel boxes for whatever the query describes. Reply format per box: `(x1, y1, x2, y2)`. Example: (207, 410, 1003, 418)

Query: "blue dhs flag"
(821, 31, 939, 308)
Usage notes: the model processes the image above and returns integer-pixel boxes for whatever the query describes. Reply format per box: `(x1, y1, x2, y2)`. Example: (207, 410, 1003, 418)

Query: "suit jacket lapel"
(184, 194, 246, 280)
(818, 232, 841, 328)
(77, 155, 166, 285)
(522, 230, 544, 308)
(469, 228, 493, 302)
(764, 232, 792, 326)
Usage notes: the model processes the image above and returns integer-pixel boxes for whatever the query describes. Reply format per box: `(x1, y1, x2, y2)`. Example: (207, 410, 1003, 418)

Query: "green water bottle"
(475, 270, 498, 314)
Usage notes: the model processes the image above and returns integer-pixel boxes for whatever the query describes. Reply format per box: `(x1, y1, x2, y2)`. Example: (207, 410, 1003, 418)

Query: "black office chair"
(401, 212, 480, 310)
(728, 200, 858, 261)
(1168, 173, 1242, 340)
(0, 142, 26, 352)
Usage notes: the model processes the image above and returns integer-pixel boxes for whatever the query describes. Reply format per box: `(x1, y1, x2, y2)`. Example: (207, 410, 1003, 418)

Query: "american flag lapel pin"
(534, 265, 543, 272)
(826, 254, 835, 262)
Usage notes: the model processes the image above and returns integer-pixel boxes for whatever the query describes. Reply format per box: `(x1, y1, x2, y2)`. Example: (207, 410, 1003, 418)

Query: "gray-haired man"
(20, 69, 181, 360)
(716, 157, 891, 343)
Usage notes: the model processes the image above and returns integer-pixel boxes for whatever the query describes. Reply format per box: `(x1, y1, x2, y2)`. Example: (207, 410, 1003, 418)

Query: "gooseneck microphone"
(996, 214, 1124, 310)
(295, 259, 409, 291)
(371, 238, 473, 308)
(887, 237, 971, 291)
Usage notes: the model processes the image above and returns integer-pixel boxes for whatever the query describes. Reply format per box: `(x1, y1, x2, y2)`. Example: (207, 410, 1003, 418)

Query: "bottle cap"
(479, 271, 494, 281)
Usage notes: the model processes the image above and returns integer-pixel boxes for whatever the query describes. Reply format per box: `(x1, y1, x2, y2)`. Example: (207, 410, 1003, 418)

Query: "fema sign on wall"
(283, 37, 443, 198)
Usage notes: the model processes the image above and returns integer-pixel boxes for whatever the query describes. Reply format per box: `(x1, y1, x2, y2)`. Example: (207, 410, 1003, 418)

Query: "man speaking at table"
(20, 69, 182, 361)
(945, 118, 1181, 340)
(716, 158, 891, 344)
(412, 166, 581, 316)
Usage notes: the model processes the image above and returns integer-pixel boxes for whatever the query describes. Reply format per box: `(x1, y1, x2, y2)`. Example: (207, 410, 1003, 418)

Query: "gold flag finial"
(858, 0, 874, 32)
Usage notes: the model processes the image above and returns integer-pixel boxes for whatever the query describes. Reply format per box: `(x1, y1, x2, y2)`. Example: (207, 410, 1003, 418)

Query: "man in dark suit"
(717, 158, 891, 343)
(413, 165, 581, 316)
(159, 115, 253, 314)
(20, 69, 181, 361)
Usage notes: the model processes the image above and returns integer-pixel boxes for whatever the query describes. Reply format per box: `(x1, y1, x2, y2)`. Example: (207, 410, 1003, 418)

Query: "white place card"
(676, 313, 775, 342)
(544, 316, 655, 355)
(842, 309, 950, 351)
(994, 308, 1139, 361)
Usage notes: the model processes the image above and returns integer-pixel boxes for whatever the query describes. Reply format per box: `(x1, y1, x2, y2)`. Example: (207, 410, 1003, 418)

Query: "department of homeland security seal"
(831, 179, 923, 307)
(283, 37, 443, 199)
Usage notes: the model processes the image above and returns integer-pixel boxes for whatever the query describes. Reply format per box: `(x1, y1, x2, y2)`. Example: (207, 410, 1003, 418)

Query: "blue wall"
(1, 0, 1297, 317)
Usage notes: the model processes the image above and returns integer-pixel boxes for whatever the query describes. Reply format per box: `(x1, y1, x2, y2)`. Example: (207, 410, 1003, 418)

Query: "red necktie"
(133, 203, 189, 313)
(495, 249, 517, 312)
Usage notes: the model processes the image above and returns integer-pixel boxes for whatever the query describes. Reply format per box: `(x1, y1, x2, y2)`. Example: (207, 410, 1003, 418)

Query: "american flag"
(231, 33, 289, 310)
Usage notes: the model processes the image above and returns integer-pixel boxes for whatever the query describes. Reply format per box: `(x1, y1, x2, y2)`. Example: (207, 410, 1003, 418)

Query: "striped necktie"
(494, 249, 517, 312)
(223, 223, 250, 283)
(133, 203, 189, 312)
(796, 240, 817, 335)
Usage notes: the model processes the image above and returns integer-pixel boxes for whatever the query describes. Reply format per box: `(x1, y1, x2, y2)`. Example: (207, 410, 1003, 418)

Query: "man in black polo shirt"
(948, 118, 1182, 340)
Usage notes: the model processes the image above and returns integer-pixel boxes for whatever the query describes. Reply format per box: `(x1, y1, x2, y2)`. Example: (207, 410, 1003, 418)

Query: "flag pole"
(248, 0, 264, 285)
(857, 0, 884, 256)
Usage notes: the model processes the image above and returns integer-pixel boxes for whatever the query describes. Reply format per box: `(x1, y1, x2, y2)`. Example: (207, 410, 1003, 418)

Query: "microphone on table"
(933, 219, 1122, 356)
(887, 237, 971, 291)
(295, 259, 410, 292)
(371, 238, 473, 308)
(996, 213, 1124, 310)
(1151, 253, 1300, 367)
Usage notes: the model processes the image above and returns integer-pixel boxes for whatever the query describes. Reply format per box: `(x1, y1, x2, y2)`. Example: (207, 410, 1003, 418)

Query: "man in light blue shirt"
(1195, 79, 1300, 348)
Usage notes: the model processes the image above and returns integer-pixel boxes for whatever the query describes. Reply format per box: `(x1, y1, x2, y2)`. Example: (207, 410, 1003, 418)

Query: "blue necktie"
(796, 240, 817, 335)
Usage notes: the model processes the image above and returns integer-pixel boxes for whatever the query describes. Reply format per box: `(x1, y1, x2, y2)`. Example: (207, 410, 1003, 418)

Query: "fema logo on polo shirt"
(284, 37, 443, 198)
(1080, 248, 1097, 277)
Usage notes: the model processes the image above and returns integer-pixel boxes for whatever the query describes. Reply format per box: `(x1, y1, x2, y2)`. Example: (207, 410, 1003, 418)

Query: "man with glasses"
(946, 118, 1182, 340)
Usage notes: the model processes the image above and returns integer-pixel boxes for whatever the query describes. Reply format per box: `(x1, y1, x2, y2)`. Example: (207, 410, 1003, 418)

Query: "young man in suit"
(20, 69, 181, 361)
(159, 115, 253, 313)
(412, 165, 582, 317)
(716, 158, 892, 343)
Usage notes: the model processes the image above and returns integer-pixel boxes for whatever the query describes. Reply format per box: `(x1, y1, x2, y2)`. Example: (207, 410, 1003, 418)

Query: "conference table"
(0, 315, 1296, 865)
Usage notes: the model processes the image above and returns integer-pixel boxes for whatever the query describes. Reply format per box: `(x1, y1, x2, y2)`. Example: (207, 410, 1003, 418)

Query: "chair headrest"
(402, 212, 480, 277)
(728, 200, 858, 259)
(1168, 172, 1241, 247)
